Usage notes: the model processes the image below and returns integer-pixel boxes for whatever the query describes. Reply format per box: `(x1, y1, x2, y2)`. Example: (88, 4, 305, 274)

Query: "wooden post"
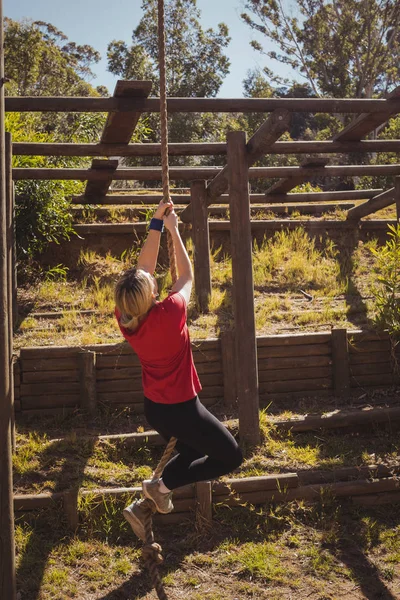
(190, 180, 211, 312)
(227, 131, 260, 446)
(195, 481, 212, 526)
(63, 488, 79, 530)
(0, 0, 17, 596)
(5, 133, 15, 451)
(395, 177, 400, 221)
(221, 330, 237, 408)
(331, 328, 350, 398)
(79, 351, 97, 416)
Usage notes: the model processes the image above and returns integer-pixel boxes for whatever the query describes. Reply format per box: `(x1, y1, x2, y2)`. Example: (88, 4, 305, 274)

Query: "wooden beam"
(190, 181, 211, 312)
(6, 96, 400, 114)
(84, 159, 118, 198)
(100, 80, 152, 144)
(84, 81, 152, 198)
(12, 139, 400, 157)
(71, 202, 356, 220)
(346, 187, 395, 220)
(331, 328, 350, 397)
(227, 131, 259, 446)
(5, 133, 15, 451)
(72, 219, 394, 236)
(334, 86, 400, 142)
(180, 109, 290, 222)
(396, 177, 400, 221)
(0, 0, 16, 595)
(70, 189, 383, 205)
(14, 164, 400, 181)
(265, 156, 329, 195)
(79, 351, 97, 417)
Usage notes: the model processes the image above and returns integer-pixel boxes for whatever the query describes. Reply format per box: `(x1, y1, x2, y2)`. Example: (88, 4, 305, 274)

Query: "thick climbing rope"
(138, 2, 178, 598)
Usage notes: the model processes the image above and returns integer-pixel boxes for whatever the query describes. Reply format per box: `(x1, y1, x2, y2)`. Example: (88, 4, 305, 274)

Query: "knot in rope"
(142, 542, 164, 565)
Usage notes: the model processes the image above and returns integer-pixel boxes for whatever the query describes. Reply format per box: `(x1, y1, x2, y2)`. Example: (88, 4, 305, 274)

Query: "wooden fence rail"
(12, 164, 400, 181)
(11, 140, 400, 157)
(6, 96, 400, 113)
(14, 329, 399, 428)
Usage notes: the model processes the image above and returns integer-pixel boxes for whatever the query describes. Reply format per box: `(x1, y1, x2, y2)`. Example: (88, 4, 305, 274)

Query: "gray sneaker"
(142, 479, 174, 514)
(123, 500, 147, 541)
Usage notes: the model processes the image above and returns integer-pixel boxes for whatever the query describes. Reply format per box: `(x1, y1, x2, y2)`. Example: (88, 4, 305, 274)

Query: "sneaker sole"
(123, 507, 146, 541)
(142, 482, 173, 514)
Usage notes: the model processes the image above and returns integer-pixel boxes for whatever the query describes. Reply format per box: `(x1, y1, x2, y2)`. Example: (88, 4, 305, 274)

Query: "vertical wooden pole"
(190, 180, 211, 312)
(195, 481, 212, 526)
(221, 330, 237, 408)
(5, 133, 15, 450)
(227, 131, 260, 446)
(63, 488, 79, 530)
(331, 328, 350, 398)
(0, 0, 17, 595)
(79, 351, 97, 417)
(395, 176, 400, 222)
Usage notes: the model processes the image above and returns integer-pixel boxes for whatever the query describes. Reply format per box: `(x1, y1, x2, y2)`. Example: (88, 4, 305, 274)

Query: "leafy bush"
(15, 180, 76, 258)
(370, 224, 400, 336)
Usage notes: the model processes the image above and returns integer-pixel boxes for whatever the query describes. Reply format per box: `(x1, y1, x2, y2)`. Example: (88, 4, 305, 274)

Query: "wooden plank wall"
(349, 331, 398, 388)
(15, 330, 398, 415)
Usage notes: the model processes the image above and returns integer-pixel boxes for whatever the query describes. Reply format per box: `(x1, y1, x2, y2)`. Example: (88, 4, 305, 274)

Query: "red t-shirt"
(115, 292, 202, 404)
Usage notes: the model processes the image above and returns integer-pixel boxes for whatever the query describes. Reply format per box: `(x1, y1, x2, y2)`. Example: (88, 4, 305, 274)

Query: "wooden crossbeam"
(83, 81, 152, 198)
(84, 159, 118, 198)
(334, 86, 400, 142)
(6, 96, 400, 114)
(179, 111, 290, 223)
(346, 188, 395, 220)
(12, 164, 400, 181)
(70, 189, 383, 206)
(12, 139, 400, 157)
(264, 157, 329, 195)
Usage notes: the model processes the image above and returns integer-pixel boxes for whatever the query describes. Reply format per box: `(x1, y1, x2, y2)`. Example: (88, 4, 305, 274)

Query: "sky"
(3, 0, 297, 97)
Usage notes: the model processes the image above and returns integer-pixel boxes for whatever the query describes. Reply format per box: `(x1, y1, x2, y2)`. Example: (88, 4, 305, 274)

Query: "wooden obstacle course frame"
(5, 82, 400, 599)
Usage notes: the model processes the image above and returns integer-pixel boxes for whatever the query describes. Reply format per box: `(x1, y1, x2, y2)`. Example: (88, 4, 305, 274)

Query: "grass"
(15, 227, 382, 349)
(12, 400, 400, 496)
(13, 491, 400, 599)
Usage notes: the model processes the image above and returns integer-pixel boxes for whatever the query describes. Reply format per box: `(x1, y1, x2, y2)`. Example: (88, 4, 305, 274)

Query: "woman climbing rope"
(114, 200, 243, 540)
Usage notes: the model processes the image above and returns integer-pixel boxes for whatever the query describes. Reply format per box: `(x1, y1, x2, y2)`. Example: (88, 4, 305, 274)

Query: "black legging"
(144, 396, 243, 490)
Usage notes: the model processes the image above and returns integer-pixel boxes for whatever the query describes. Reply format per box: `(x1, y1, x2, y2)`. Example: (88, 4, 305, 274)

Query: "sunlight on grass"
(220, 541, 288, 582)
(13, 432, 50, 475)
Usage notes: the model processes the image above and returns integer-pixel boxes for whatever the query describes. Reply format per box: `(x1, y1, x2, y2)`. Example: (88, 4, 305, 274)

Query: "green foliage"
(15, 180, 76, 259)
(241, 0, 400, 98)
(370, 224, 400, 336)
(4, 18, 101, 96)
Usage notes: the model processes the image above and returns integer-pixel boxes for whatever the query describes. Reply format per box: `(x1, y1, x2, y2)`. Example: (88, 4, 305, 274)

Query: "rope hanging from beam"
(138, 2, 177, 598)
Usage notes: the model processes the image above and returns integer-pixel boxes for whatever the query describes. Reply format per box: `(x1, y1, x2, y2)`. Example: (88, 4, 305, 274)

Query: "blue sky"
(4, 0, 296, 96)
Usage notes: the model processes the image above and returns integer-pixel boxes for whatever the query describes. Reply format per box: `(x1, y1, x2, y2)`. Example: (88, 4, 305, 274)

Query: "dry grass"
(15, 228, 382, 348)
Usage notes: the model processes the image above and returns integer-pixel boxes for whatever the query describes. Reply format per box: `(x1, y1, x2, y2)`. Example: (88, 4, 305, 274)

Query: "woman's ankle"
(158, 478, 171, 494)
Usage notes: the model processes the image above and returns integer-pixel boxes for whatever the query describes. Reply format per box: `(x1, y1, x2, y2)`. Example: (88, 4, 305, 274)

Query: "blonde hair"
(115, 268, 155, 331)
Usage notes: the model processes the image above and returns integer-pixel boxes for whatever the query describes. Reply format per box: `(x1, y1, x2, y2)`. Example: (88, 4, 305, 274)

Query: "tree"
(108, 0, 230, 97)
(4, 18, 102, 97)
(241, 0, 400, 98)
(107, 0, 231, 145)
